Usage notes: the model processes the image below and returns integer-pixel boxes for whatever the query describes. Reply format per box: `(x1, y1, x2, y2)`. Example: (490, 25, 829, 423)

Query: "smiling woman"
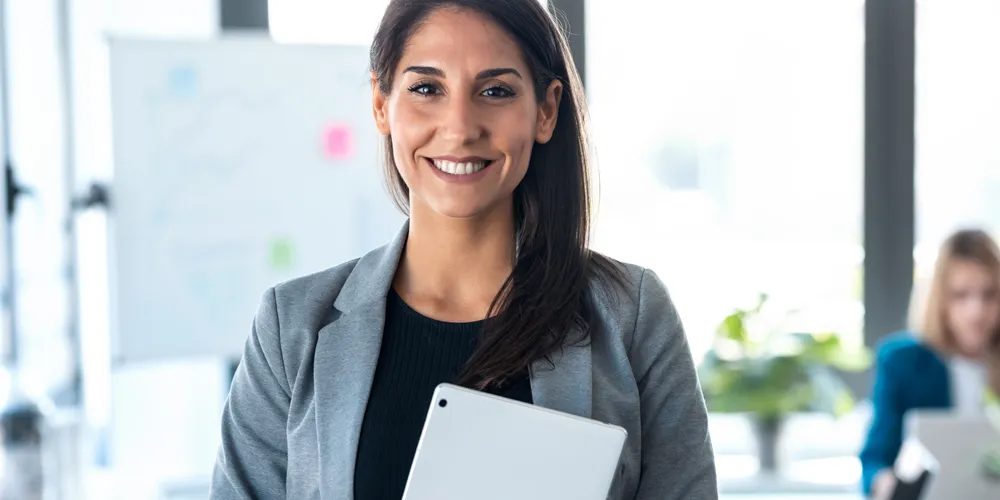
(209, 1, 718, 499)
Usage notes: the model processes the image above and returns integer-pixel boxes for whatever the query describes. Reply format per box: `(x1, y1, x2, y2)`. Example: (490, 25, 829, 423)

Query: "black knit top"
(353, 289, 533, 500)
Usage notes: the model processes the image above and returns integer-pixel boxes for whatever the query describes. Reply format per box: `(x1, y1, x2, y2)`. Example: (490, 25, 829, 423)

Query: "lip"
(424, 157, 496, 184)
(428, 155, 493, 163)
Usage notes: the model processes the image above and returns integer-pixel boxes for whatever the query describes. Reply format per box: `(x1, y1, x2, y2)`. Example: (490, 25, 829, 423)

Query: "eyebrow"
(403, 66, 523, 80)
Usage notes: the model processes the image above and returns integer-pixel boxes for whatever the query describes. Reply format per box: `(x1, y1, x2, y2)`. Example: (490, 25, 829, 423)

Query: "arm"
(859, 345, 906, 496)
(630, 269, 718, 499)
(210, 288, 290, 500)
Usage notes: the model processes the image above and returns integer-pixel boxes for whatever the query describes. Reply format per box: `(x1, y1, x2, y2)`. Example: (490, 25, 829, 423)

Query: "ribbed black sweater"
(353, 289, 533, 500)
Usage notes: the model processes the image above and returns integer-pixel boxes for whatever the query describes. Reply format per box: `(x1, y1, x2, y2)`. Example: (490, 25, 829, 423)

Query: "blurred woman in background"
(859, 228, 1000, 498)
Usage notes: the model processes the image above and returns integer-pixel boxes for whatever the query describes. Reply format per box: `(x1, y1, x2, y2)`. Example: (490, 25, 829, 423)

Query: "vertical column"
(863, 0, 916, 360)
(220, 0, 268, 30)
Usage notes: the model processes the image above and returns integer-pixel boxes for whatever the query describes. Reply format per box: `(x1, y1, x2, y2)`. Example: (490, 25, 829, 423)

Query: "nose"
(439, 97, 484, 144)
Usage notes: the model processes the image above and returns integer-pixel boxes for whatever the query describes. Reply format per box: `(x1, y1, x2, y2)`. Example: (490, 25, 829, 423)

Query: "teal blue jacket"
(858, 332, 951, 495)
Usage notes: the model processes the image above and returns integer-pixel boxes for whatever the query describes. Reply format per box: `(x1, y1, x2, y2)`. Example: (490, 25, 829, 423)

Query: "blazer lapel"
(313, 222, 408, 499)
(310, 219, 596, 497)
(530, 333, 593, 419)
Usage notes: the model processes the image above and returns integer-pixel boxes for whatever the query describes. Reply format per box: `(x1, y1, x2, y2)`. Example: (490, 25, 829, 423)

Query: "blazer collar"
(313, 222, 407, 497)
(332, 220, 409, 314)
(330, 218, 593, 414)
(312, 218, 595, 497)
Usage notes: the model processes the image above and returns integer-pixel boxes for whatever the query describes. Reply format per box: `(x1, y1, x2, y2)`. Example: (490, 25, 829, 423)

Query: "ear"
(372, 72, 391, 136)
(534, 79, 563, 144)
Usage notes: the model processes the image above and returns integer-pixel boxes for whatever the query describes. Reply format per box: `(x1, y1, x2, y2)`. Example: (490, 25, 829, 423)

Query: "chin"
(423, 191, 495, 216)
(956, 339, 990, 356)
(434, 205, 490, 220)
(416, 190, 513, 221)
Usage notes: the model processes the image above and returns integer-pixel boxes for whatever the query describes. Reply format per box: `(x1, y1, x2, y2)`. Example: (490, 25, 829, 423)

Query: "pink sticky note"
(322, 124, 354, 160)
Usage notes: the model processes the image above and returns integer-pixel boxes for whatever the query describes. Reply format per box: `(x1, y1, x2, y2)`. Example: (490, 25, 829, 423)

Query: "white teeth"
(432, 159, 488, 175)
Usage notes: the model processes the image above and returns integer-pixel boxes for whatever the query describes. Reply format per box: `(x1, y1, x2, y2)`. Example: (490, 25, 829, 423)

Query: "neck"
(394, 201, 516, 317)
(959, 351, 987, 364)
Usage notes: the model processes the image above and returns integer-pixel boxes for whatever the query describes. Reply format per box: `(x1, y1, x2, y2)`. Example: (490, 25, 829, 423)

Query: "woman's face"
(944, 259, 1000, 357)
(372, 7, 562, 221)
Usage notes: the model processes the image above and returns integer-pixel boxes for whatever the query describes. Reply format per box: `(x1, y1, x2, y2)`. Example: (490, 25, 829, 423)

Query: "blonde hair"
(913, 229, 1000, 395)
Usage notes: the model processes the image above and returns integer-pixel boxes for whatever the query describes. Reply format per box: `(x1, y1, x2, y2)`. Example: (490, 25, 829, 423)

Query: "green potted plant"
(698, 293, 872, 473)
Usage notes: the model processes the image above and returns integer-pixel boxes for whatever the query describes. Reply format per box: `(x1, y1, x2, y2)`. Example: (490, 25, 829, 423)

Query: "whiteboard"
(108, 36, 404, 363)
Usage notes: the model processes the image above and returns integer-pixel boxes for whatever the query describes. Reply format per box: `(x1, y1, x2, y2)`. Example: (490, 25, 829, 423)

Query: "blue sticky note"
(167, 65, 198, 98)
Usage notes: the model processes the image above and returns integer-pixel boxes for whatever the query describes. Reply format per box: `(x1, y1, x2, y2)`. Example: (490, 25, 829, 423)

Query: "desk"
(717, 455, 861, 495)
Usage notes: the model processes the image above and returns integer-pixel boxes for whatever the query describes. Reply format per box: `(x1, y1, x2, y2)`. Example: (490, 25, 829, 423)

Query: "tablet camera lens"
(439, 399, 448, 408)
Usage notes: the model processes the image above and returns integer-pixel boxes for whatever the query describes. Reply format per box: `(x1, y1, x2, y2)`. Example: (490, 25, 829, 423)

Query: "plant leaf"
(718, 311, 749, 343)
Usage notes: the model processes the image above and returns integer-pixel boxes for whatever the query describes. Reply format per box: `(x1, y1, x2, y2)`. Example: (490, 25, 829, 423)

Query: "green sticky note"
(269, 239, 295, 271)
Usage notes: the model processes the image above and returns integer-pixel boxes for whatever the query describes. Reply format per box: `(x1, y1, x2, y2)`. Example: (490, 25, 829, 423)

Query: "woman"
(209, 0, 717, 498)
(859, 229, 1000, 498)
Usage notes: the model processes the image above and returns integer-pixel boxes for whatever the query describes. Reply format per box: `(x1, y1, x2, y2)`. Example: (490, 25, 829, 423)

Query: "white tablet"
(401, 383, 628, 500)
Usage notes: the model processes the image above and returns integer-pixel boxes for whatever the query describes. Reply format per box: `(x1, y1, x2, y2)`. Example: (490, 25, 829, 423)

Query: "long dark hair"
(370, 0, 626, 390)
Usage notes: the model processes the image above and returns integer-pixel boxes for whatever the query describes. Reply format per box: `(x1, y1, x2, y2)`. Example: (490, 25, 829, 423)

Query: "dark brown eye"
(482, 85, 516, 98)
(408, 82, 441, 96)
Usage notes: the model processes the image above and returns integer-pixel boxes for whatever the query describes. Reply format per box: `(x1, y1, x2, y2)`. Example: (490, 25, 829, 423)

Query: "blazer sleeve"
(210, 288, 291, 500)
(858, 344, 906, 496)
(629, 269, 719, 499)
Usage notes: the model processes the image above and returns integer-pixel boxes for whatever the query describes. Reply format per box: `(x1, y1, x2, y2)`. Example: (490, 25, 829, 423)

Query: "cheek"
(495, 109, 539, 168)
(946, 303, 971, 327)
(988, 300, 1000, 325)
(388, 100, 434, 173)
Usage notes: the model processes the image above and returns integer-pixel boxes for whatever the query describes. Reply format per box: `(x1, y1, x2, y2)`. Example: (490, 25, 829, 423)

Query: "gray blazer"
(210, 223, 718, 500)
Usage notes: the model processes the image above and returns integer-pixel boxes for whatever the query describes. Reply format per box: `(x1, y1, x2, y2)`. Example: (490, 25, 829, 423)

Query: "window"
(584, 1, 867, 487)
(268, 0, 391, 44)
(915, 0, 1000, 273)
(586, 0, 865, 358)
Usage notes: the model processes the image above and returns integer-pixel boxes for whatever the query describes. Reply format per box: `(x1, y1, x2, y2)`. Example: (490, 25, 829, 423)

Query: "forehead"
(945, 259, 997, 288)
(399, 7, 528, 74)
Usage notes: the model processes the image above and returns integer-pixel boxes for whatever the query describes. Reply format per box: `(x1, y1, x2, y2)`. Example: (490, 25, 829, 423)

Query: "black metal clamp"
(4, 160, 30, 218)
(70, 182, 111, 211)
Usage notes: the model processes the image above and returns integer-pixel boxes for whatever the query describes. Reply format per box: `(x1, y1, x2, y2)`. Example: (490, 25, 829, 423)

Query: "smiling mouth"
(428, 157, 494, 175)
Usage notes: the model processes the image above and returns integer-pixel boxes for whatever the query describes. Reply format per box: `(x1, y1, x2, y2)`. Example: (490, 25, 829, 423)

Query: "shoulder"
(587, 255, 641, 315)
(587, 255, 679, 350)
(874, 331, 939, 370)
(253, 257, 361, 350)
(265, 223, 407, 328)
(271, 258, 361, 310)
(588, 255, 671, 312)
(248, 257, 365, 385)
